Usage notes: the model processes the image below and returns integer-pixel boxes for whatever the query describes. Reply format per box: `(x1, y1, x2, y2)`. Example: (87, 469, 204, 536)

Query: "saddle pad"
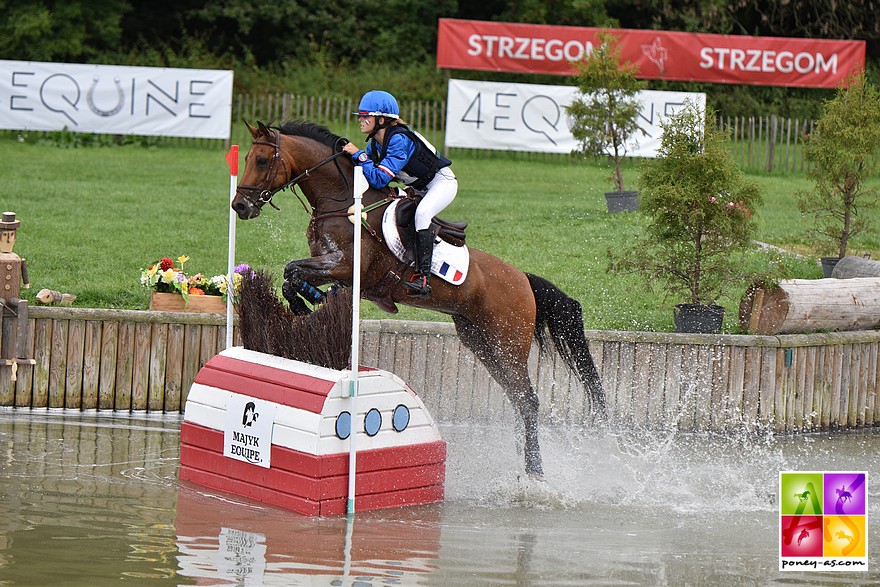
(382, 199, 469, 286)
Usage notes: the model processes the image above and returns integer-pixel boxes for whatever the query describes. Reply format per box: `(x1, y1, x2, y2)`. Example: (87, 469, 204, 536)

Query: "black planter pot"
(604, 190, 640, 213)
(673, 303, 725, 334)
(821, 256, 840, 278)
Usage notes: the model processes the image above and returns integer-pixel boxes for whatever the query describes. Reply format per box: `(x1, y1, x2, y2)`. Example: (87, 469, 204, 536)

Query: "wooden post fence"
(2, 307, 878, 437)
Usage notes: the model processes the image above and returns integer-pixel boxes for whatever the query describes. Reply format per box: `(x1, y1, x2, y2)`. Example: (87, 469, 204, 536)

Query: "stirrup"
(403, 274, 431, 298)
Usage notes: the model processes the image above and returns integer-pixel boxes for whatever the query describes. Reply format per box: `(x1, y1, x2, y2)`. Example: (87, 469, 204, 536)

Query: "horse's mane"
(276, 120, 342, 150)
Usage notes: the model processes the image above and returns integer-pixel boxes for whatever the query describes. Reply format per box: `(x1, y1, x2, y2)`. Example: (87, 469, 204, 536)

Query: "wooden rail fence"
(3, 307, 877, 435)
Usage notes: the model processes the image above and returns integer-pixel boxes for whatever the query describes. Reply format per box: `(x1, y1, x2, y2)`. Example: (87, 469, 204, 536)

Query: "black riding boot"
(403, 229, 434, 298)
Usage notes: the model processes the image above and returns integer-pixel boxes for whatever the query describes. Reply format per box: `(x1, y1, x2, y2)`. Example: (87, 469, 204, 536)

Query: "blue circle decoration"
(392, 404, 410, 432)
(364, 408, 382, 437)
(335, 411, 351, 440)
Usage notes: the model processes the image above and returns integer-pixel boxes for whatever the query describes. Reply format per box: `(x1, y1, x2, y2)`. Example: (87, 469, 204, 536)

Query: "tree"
(566, 31, 645, 193)
(0, 0, 128, 62)
(796, 70, 880, 258)
(611, 102, 764, 308)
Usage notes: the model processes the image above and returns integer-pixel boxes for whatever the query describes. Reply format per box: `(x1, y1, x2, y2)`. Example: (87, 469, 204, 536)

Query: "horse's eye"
(256, 157, 269, 167)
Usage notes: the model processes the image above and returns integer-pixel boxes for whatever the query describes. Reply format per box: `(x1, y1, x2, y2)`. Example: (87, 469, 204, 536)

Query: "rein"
(238, 127, 412, 244)
(311, 192, 416, 243)
(236, 129, 349, 213)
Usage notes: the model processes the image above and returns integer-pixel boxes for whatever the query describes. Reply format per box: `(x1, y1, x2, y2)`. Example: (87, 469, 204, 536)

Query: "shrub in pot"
(566, 30, 645, 212)
(796, 69, 880, 277)
(609, 102, 763, 333)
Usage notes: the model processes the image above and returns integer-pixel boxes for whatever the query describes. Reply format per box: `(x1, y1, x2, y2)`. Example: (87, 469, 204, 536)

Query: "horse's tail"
(526, 273, 606, 415)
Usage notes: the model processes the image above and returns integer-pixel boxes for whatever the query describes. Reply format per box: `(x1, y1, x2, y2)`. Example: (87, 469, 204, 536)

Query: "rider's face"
(358, 115, 377, 134)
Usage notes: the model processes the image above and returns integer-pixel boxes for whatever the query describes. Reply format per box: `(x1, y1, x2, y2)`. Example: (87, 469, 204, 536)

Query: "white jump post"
(347, 166, 367, 515)
(225, 145, 239, 350)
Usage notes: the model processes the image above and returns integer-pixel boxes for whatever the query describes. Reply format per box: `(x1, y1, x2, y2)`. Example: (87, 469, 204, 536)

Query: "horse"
(231, 121, 605, 478)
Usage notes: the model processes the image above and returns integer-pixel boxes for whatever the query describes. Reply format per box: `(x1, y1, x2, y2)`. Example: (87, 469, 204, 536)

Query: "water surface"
(1, 409, 878, 585)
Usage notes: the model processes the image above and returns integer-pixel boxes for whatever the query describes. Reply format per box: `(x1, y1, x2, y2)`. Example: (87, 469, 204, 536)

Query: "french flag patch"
(438, 262, 464, 284)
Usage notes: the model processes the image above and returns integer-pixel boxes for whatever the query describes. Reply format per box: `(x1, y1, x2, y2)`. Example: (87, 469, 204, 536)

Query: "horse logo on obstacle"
(242, 401, 259, 427)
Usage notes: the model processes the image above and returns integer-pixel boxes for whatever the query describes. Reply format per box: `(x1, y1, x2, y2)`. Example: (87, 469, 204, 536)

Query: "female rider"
(342, 90, 456, 298)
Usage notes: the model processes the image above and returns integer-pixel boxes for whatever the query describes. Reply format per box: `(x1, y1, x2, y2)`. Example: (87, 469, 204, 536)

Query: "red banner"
(437, 19, 865, 89)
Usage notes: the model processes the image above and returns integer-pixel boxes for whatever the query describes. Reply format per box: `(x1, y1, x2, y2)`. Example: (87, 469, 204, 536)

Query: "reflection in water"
(174, 486, 440, 585)
(1, 409, 880, 585)
(0, 411, 182, 584)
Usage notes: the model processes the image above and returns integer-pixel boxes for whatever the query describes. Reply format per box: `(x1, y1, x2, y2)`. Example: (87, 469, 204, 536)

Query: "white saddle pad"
(381, 199, 469, 286)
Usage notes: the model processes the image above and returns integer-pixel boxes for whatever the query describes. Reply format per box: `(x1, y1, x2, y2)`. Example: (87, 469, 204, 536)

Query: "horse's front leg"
(282, 247, 348, 314)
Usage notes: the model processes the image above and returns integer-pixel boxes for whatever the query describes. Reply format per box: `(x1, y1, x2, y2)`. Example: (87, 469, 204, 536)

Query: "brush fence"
(2, 307, 879, 434)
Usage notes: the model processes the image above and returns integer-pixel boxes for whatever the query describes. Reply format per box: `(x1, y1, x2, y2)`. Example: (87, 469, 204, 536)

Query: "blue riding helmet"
(353, 90, 399, 119)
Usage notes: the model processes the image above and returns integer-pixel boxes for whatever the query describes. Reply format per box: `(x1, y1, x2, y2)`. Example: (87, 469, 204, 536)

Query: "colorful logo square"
(823, 472, 866, 516)
(824, 515, 866, 558)
(781, 515, 823, 557)
(780, 472, 823, 515)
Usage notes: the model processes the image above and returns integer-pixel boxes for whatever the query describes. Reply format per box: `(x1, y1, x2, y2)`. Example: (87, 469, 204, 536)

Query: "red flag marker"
(226, 145, 239, 176)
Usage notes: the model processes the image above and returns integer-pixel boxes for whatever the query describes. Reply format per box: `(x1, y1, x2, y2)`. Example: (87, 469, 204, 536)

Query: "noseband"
(236, 129, 349, 212)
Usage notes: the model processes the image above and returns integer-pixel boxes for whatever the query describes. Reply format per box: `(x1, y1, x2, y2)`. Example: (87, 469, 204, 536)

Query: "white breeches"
(414, 167, 457, 231)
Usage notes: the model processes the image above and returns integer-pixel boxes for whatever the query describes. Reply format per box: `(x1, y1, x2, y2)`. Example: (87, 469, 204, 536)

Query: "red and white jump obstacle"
(179, 163, 446, 516)
(179, 347, 446, 516)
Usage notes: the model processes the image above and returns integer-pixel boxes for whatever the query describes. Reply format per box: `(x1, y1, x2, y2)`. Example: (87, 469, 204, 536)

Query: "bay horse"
(231, 121, 605, 478)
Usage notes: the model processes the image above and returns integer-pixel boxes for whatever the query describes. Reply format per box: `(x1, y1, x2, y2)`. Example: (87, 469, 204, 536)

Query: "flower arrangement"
(140, 255, 251, 303)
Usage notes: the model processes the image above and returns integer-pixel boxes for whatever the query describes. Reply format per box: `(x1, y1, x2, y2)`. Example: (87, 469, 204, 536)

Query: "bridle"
(236, 128, 350, 213)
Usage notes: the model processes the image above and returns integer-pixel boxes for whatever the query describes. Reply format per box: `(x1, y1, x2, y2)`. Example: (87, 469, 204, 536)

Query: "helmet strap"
(366, 116, 393, 141)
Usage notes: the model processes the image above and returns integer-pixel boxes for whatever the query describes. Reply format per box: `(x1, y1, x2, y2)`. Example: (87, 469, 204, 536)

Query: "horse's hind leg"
(453, 315, 543, 478)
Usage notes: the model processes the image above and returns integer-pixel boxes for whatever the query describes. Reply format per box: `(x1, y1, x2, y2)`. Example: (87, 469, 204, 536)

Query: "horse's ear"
(257, 121, 271, 137)
(245, 120, 259, 139)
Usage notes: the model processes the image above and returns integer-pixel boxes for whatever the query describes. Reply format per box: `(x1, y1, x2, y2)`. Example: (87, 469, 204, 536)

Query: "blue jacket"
(351, 125, 451, 191)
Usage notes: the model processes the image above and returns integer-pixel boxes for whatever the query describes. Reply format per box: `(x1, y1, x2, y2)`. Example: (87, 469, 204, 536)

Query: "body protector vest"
(370, 125, 452, 191)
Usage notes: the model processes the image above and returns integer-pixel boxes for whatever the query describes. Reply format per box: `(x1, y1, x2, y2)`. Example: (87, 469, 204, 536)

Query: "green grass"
(2, 135, 876, 332)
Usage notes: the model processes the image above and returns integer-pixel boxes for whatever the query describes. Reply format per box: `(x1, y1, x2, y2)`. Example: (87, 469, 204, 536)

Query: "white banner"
(445, 78, 705, 157)
(0, 60, 233, 139)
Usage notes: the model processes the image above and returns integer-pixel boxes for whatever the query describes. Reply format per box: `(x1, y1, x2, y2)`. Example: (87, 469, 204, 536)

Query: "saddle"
(394, 192, 468, 251)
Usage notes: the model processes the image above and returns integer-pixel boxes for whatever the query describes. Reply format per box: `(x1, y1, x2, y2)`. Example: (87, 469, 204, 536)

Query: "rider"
(342, 90, 456, 298)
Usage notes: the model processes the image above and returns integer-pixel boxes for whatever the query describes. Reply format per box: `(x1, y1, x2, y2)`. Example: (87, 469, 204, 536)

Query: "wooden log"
(646, 344, 668, 427)
(98, 321, 118, 409)
(65, 319, 85, 409)
(710, 345, 730, 432)
(48, 319, 68, 408)
(663, 344, 684, 426)
(180, 324, 202, 407)
(618, 342, 636, 425)
(832, 255, 880, 278)
(82, 321, 101, 409)
(114, 322, 134, 410)
(131, 322, 151, 410)
(14, 317, 35, 407)
(31, 318, 50, 407)
(148, 323, 168, 411)
(740, 278, 880, 334)
(163, 323, 184, 412)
